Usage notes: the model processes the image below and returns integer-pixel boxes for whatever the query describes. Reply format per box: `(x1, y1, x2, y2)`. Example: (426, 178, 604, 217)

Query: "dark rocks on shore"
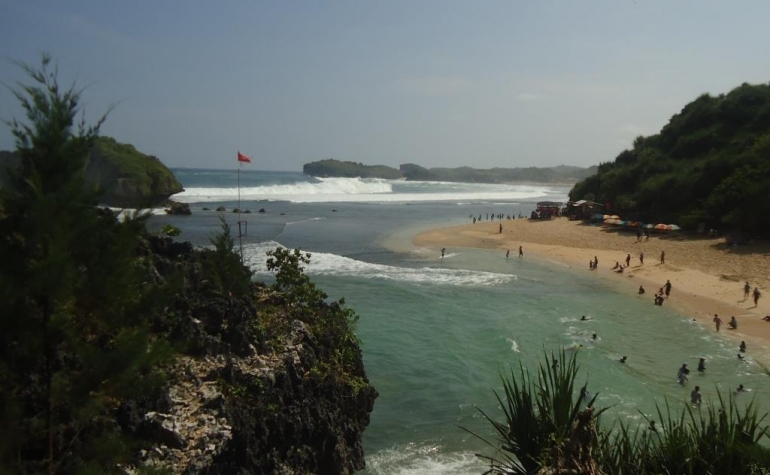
(216, 206, 226, 212)
(258, 208, 266, 213)
(165, 201, 191, 215)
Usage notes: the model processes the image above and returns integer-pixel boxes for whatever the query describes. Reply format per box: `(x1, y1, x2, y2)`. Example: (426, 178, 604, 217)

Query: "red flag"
(237, 151, 251, 163)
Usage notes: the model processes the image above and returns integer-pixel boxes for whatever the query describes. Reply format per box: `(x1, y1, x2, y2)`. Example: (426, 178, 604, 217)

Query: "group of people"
(743, 281, 762, 306)
(676, 338, 750, 405)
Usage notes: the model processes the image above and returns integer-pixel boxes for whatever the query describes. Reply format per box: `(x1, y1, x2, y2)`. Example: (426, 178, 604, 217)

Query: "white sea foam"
(171, 177, 565, 204)
(244, 241, 514, 287)
(507, 338, 520, 353)
(107, 207, 167, 221)
(365, 444, 483, 475)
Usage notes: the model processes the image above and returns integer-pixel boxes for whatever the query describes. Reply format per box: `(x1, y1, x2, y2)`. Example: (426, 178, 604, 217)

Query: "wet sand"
(414, 218, 770, 349)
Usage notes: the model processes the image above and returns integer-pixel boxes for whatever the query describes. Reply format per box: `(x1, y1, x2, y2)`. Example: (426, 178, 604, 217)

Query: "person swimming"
(619, 356, 627, 363)
(735, 384, 746, 394)
(580, 315, 589, 321)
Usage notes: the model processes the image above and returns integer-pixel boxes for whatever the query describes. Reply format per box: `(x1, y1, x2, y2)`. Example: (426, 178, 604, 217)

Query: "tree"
(0, 54, 169, 474)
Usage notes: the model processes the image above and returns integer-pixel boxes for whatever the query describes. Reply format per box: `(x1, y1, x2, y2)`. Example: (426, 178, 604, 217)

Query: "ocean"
(151, 168, 770, 475)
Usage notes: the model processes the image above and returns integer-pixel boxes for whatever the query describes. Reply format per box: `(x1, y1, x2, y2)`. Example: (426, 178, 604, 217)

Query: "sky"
(1, 1, 770, 172)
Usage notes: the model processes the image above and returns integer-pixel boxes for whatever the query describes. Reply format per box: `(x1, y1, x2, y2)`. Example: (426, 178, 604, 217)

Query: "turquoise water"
(154, 169, 770, 474)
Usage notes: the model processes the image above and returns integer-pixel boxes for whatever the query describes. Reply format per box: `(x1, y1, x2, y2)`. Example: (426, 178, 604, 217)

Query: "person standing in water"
(713, 314, 722, 332)
(506, 249, 510, 259)
(441, 248, 446, 258)
(698, 358, 706, 372)
(519, 246, 523, 257)
(690, 386, 702, 405)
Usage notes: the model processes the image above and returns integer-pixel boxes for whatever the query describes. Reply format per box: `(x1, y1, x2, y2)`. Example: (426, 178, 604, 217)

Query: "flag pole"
(237, 158, 243, 262)
(236, 151, 250, 263)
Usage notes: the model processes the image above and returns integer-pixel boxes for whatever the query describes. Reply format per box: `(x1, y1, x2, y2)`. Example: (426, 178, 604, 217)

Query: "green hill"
(569, 82, 770, 236)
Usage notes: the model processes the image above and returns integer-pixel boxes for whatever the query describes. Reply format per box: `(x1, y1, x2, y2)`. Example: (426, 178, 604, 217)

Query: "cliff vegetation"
(569, 82, 770, 236)
(0, 54, 376, 475)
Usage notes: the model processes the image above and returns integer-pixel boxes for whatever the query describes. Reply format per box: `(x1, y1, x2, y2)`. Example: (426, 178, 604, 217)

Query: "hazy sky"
(2, 1, 769, 171)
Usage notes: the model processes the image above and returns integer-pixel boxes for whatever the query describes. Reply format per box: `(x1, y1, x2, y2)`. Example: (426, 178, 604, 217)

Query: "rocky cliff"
(0, 137, 183, 208)
(124, 236, 378, 474)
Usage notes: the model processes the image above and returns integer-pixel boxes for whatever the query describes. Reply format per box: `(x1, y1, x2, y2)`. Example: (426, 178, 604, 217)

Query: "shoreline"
(413, 218, 770, 352)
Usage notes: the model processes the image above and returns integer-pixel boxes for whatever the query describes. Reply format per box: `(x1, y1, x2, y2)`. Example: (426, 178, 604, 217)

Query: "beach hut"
(534, 201, 563, 219)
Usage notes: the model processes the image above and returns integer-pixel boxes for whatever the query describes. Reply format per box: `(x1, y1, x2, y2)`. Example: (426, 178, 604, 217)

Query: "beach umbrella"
(668, 224, 681, 231)
(603, 214, 612, 220)
(654, 224, 667, 230)
(643, 223, 655, 229)
(610, 215, 620, 219)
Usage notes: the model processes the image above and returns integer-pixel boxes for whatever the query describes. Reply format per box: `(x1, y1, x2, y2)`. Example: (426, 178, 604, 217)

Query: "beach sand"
(414, 218, 770, 348)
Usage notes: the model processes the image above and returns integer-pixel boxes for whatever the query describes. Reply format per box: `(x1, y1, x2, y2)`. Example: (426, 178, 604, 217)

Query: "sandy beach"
(414, 218, 770, 348)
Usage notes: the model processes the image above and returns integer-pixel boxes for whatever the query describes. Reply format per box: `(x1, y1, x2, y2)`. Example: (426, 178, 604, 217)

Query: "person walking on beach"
(753, 287, 761, 306)
(519, 246, 523, 257)
(744, 281, 751, 300)
(625, 253, 631, 267)
(593, 256, 598, 269)
(713, 314, 722, 332)
(660, 250, 665, 264)
(499, 223, 503, 234)
(664, 280, 672, 297)
(639, 251, 644, 265)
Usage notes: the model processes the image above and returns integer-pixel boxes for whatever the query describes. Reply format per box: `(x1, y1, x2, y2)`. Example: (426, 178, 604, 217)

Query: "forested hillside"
(304, 159, 596, 183)
(569, 82, 770, 236)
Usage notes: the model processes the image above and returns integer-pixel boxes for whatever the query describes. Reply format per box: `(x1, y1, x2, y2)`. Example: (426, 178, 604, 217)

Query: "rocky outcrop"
(165, 201, 191, 215)
(125, 235, 377, 474)
(0, 137, 184, 208)
(86, 137, 183, 207)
